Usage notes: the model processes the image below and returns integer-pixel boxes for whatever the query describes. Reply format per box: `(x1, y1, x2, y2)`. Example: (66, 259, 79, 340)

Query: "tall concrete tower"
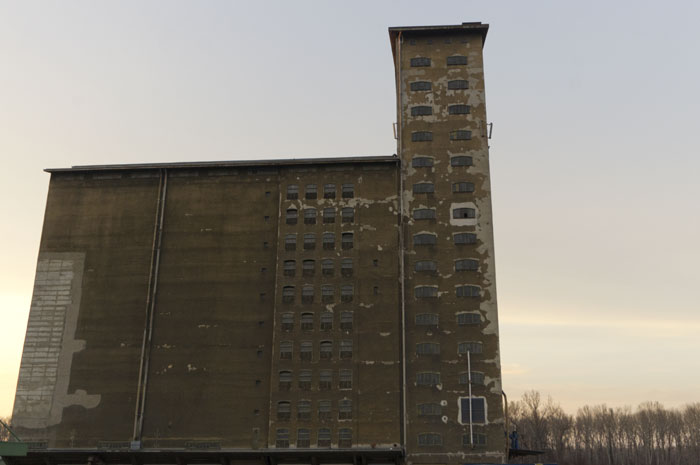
(390, 23, 505, 464)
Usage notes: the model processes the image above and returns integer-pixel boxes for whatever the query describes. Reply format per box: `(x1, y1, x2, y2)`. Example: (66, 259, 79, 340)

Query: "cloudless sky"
(1, 0, 699, 417)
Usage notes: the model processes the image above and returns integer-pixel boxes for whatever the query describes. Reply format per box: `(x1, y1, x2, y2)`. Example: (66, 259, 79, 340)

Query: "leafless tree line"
(508, 391, 700, 465)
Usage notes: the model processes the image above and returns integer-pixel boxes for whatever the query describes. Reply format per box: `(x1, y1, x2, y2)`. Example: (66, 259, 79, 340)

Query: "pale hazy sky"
(1, 0, 699, 417)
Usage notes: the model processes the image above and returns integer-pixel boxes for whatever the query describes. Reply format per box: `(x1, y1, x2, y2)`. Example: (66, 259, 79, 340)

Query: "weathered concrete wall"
(394, 25, 506, 464)
(12, 161, 402, 451)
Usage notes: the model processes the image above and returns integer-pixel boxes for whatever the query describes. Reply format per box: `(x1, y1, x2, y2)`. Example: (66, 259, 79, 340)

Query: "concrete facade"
(9, 22, 505, 465)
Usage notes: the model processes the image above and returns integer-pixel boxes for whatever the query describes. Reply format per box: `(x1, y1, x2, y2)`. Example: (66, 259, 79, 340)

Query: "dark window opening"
(449, 104, 470, 115)
(412, 157, 434, 167)
(410, 57, 431, 67)
(453, 207, 476, 219)
(451, 156, 473, 166)
(412, 131, 433, 142)
(305, 184, 317, 199)
(450, 130, 472, 141)
(411, 105, 433, 116)
(447, 55, 468, 66)
(410, 81, 432, 91)
(448, 79, 469, 90)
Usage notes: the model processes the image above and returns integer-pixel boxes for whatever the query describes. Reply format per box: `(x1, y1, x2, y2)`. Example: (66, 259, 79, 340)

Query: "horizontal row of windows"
(410, 79, 468, 91)
(275, 428, 351, 448)
(415, 341, 483, 355)
(284, 232, 354, 251)
(415, 312, 482, 326)
(410, 104, 470, 116)
(286, 207, 355, 224)
(283, 258, 353, 277)
(279, 340, 353, 360)
(277, 399, 353, 422)
(412, 182, 475, 194)
(416, 371, 485, 387)
(414, 285, 481, 298)
(282, 285, 354, 304)
(414, 230, 477, 247)
(412, 155, 473, 167)
(412, 130, 472, 142)
(278, 369, 352, 391)
(413, 258, 479, 271)
(417, 432, 487, 447)
(287, 184, 354, 200)
(281, 311, 353, 331)
(410, 55, 468, 67)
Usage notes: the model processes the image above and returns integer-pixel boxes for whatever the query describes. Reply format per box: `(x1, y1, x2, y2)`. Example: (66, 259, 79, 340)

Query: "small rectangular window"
(324, 183, 336, 199)
(341, 285, 354, 302)
(410, 57, 431, 67)
(300, 341, 313, 361)
(340, 340, 353, 359)
(297, 400, 311, 421)
(281, 313, 294, 331)
(413, 182, 434, 194)
(413, 233, 437, 246)
(415, 313, 439, 325)
(340, 311, 353, 331)
(318, 401, 331, 421)
(286, 208, 298, 225)
(410, 81, 432, 91)
(301, 285, 314, 304)
(322, 258, 334, 276)
(411, 106, 433, 116)
(284, 234, 297, 251)
(460, 397, 486, 424)
(300, 312, 314, 331)
(320, 312, 333, 330)
(416, 342, 440, 355)
(416, 372, 440, 386)
(455, 259, 479, 271)
(451, 156, 473, 166)
(338, 428, 352, 448)
(453, 207, 476, 219)
(323, 232, 335, 250)
(447, 55, 468, 66)
(303, 208, 316, 224)
(453, 182, 475, 193)
(450, 130, 472, 141)
(321, 285, 334, 303)
(305, 184, 317, 199)
(277, 402, 291, 421)
(342, 183, 354, 198)
(456, 285, 480, 297)
(297, 428, 310, 448)
(279, 370, 292, 390)
(418, 433, 442, 446)
(417, 403, 442, 416)
(463, 432, 487, 447)
(320, 341, 333, 360)
(341, 207, 354, 223)
(341, 232, 353, 250)
(338, 399, 352, 420)
(286, 185, 299, 200)
(339, 369, 352, 389)
(298, 369, 312, 390)
(322, 207, 335, 223)
(414, 260, 437, 272)
(318, 427, 331, 446)
(283, 260, 295, 277)
(341, 258, 353, 277)
(454, 232, 477, 244)
(449, 104, 470, 115)
(412, 157, 434, 167)
(448, 79, 469, 90)
(412, 131, 433, 142)
(275, 428, 289, 448)
(458, 341, 483, 354)
(303, 233, 316, 250)
(459, 371, 485, 386)
(282, 286, 295, 304)
(415, 286, 438, 298)
(302, 259, 315, 277)
(413, 208, 436, 220)
(319, 371, 332, 391)
(457, 312, 482, 325)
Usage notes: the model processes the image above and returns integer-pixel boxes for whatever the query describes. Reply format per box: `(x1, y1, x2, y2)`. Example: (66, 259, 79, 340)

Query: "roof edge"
(45, 155, 399, 173)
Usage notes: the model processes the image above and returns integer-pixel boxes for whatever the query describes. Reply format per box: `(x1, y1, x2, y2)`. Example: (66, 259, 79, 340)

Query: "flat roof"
(388, 22, 489, 61)
(46, 155, 398, 173)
